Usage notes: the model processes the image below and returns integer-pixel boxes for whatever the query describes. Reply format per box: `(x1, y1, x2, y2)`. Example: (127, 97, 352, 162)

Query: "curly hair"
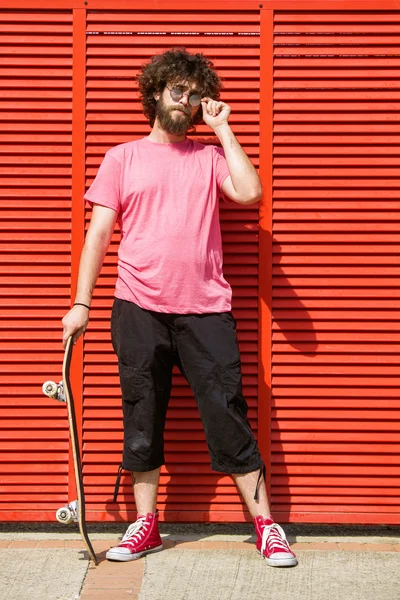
(137, 47, 223, 128)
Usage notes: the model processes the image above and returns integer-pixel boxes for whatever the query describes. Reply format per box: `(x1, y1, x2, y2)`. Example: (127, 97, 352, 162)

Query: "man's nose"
(179, 95, 189, 107)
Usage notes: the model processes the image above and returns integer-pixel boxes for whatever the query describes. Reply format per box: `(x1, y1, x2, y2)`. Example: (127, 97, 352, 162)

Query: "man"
(62, 48, 297, 568)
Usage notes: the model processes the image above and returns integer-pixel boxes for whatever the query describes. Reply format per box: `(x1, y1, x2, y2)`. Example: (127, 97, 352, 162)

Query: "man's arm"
(62, 204, 118, 348)
(201, 97, 262, 205)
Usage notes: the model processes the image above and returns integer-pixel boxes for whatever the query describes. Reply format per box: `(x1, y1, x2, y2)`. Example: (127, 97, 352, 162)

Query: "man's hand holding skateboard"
(62, 305, 89, 349)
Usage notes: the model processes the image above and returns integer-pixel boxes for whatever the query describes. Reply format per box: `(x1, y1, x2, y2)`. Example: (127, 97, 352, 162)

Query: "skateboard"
(42, 335, 98, 565)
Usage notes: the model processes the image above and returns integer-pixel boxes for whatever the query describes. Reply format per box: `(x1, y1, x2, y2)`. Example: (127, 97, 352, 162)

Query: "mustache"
(168, 105, 190, 116)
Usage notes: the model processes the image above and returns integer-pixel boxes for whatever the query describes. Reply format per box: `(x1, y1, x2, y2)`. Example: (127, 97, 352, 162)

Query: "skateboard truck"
(56, 500, 79, 524)
(42, 380, 66, 403)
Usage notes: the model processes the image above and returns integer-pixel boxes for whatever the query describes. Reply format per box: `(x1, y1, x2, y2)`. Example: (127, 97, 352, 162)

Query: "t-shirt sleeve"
(84, 152, 121, 214)
(214, 146, 234, 204)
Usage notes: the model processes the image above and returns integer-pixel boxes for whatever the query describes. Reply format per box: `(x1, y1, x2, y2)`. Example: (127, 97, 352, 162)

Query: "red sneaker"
(106, 511, 163, 562)
(254, 515, 298, 567)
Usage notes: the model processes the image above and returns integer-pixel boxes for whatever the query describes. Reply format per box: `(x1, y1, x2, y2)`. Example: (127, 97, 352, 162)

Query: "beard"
(155, 96, 194, 135)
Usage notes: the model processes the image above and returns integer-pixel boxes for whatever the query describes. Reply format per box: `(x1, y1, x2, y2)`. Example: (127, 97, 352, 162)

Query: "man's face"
(154, 80, 201, 135)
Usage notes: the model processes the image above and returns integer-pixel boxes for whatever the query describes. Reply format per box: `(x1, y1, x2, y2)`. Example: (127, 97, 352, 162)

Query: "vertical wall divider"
(258, 7, 274, 500)
(70, 7, 87, 501)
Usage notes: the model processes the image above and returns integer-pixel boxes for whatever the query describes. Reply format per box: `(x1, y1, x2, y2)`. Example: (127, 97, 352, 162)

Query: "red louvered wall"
(83, 8, 261, 523)
(1, 0, 399, 525)
(268, 6, 400, 524)
(0, 9, 73, 520)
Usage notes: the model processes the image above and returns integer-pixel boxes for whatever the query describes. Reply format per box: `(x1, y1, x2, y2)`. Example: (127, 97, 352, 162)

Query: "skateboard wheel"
(56, 505, 74, 525)
(42, 381, 58, 398)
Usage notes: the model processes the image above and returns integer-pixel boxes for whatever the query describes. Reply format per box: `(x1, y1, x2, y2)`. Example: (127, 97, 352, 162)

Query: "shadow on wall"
(259, 229, 318, 523)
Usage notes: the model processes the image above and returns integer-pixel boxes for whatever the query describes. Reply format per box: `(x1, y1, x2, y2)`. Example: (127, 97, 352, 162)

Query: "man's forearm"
(214, 123, 261, 200)
(74, 237, 110, 307)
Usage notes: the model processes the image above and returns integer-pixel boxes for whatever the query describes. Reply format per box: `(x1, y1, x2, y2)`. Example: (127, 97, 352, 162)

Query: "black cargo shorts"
(110, 298, 265, 501)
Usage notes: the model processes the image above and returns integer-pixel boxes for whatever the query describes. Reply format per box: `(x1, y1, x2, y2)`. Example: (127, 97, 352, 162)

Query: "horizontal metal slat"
(274, 58, 400, 68)
(274, 23, 400, 34)
(88, 24, 259, 33)
(86, 37, 260, 48)
(271, 442, 400, 452)
(272, 496, 400, 506)
(86, 39, 260, 50)
(274, 35, 400, 44)
(272, 343, 400, 355)
(270, 454, 400, 465)
(273, 357, 400, 370)
(275, 250, 400, 264)
(274, 47, 400, 56)
(271, 386, 400, 398)
(274, 13, 400, 23)
(271, 465, 400, 477)
(272, 322, 400, 332)
(87, 11, 259, 24)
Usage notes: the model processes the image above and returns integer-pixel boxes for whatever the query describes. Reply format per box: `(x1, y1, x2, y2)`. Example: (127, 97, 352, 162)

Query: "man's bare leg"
(232, 469, 271, 518)
(106, 467, 162, 560)
(232, 468, 298, 566)
(132, 467, 161, 515)
(130, 467, 270, 518)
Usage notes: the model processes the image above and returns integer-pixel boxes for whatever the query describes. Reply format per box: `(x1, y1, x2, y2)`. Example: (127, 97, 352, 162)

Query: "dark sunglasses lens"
(189, 94, 201, 107)
(170, 88, 183, 101)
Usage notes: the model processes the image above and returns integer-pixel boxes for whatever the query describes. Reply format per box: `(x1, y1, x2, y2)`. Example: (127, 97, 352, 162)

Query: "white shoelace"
(261, 522, 289, 556)
(121, 517, 149, 546)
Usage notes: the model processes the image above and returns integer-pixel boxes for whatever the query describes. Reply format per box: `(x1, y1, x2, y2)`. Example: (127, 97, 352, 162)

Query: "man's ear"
(153, 90, 160, 101)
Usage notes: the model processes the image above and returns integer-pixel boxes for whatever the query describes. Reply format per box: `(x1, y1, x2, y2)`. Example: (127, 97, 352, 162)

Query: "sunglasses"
(166, 86, 202, 107)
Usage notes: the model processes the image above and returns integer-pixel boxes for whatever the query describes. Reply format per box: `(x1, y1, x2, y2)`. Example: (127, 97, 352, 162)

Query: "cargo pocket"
(110, 299, 124, 354)
(118, 363, 141, 406)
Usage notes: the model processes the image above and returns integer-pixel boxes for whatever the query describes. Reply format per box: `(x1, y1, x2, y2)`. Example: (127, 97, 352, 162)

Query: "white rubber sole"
(106, 544, 164, 562)
(257, 550, 298, 567)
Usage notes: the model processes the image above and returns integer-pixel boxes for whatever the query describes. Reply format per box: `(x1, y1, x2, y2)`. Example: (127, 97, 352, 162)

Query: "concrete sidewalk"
(1, 524, 400, 600)
(140, 548, 400, 600)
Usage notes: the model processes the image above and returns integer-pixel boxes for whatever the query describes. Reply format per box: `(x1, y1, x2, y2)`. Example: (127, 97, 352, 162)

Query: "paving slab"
(0, 548, 89, 600)
(139, 549, 400, 600)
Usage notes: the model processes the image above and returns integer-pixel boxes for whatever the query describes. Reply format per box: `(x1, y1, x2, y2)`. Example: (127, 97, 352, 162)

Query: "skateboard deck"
(42, 336, 98, 565)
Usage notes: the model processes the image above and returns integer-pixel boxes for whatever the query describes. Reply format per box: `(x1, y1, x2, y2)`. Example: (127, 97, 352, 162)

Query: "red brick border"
(2, 539, 400, 552)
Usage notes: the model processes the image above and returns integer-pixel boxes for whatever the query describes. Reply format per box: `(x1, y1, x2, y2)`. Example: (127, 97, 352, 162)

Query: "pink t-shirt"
(84, 136, 233, 314)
